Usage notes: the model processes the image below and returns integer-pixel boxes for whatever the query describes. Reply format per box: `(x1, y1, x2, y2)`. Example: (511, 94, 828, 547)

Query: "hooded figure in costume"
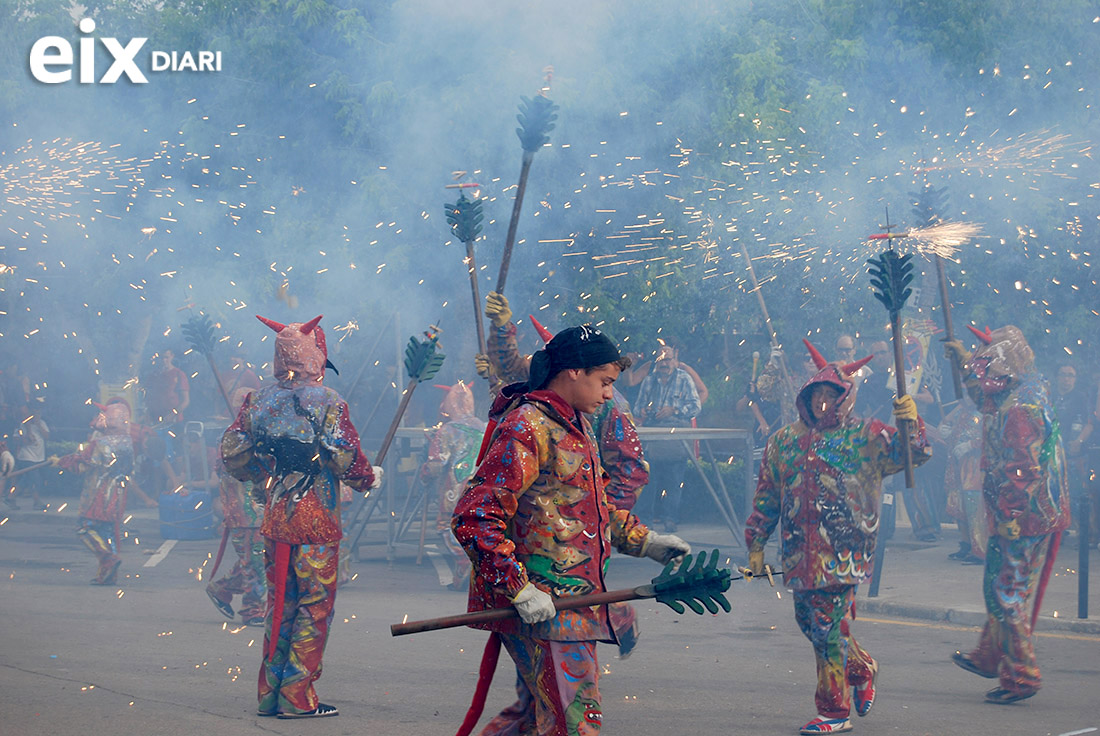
(745, 339, 932, 735)
(421, 380, 486, 590)
(221, 315, 376, 719)
(57, 401, 138, 585)
(480, 291, 649, 654)
(206, 387, 266, 626)
(945, 325, 1070, 705)
(452, 324, 690, 736)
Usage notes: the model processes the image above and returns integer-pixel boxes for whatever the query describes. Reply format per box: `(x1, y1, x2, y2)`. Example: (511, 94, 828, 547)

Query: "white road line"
(1056, 728, 1098, 736)
(143, 539, 177, 567)
(422, 545, 453, 587)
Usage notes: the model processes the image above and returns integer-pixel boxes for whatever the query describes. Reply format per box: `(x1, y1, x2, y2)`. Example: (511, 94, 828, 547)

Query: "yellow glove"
(893, 395, 918, 423)
(485, 291, 512, 328)
(474, 353, 494, 380)
(47, 455, 61, 467)
(943, 339, 971, 370)
(748, 547, 765, 576)
(996, 519, 1021, 540)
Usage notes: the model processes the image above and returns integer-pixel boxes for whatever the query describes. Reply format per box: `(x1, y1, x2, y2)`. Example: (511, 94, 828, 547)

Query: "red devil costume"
(58, 402, 138, 585)
(745, 340, 931, 734)
(221, 315, 375, 719)
(453, 324, 689, 736)
(946, 325, 1070, 705)
(484, 299, 649, 656)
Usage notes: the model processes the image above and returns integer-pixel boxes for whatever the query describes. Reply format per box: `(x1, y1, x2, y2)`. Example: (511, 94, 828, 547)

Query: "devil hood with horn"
(257, 314, 336, 385)
(795, 338, 874, 430)
(962, 324, 1035, 410)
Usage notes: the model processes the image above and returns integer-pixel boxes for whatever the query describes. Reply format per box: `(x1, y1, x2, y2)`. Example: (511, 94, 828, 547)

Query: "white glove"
(643, 530, 691, 565)
(511, 582, 556, 624)
(0, 451, 13, 475)
(370, 466, 384, 490)
(952, 440, 973, 459)
(768, 346, 784, 363)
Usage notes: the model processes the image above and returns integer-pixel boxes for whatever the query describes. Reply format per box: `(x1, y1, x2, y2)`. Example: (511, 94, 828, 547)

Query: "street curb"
(859, 597, 1100, 635)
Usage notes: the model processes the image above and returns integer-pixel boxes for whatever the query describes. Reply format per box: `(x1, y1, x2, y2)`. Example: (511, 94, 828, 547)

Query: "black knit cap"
(526, 324, 621, 391)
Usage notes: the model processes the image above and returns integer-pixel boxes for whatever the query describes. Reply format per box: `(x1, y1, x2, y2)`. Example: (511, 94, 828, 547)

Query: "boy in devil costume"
(452, 324, 689, 736)
(56, 401, 145, 585)
(420, 380, 486, 589)
(221, 315, 377, 719)
(480, 291, 649, 656)
(945, 325, 1070, 704)
(746, 339, 931, 735)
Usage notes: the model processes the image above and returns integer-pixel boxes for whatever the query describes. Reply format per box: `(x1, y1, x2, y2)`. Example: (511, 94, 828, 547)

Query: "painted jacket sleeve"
(596, 402, 649, 511)
(451, 413, 542, 599)
(320, 398, 374, 492)
(220, 393, 269, 484)
(993, 404, 1043, 522)
(744, 435, 782, 552)
(487, 321, 532, 386)
(870, 416, 933, 476)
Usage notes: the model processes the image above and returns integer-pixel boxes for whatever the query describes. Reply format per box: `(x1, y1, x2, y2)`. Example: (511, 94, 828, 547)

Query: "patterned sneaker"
(206, 587, 234, 619)
(800, 716, 852, 734)
(853, 673, 876, 717)
(985, 687, 1037, 705)
(952, 651, 997, 679)
(277, 703, 339, 719)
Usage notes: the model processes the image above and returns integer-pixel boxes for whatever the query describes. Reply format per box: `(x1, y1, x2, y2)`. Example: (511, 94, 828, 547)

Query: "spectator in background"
(143, 349, 190, 426)
(1051, 362, 1095, 543)
(8, 403, 49, 510)
(633, 343, 701, 532)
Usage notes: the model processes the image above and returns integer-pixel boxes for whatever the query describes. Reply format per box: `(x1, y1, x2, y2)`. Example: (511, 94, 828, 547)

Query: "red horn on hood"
(256, 315, 287, 333)
(529, 315, 554, 344)
(92, 401, 107, 411)
(967, 324, 993, 345)
(842, 354, 874, 378)
(802, 339, 828, 369)
(299, 315, 323, 334)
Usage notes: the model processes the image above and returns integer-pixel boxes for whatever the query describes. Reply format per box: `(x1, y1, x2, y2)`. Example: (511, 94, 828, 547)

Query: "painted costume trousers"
(258, 541, 338, 715)
(78, 517, 121, 583)
(964, 533, 1053, 694)
(793, 586, 876, 720)
(207, 527, 265, 619)
(481, 634, 602, 736)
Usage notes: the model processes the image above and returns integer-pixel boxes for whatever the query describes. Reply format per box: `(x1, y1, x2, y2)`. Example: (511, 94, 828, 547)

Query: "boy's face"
(563, 364, 620, 415)
(809, 383, 843, 421)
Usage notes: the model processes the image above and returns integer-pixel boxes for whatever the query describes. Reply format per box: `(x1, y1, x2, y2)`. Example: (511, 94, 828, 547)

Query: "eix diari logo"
(29, 18, 222, 84)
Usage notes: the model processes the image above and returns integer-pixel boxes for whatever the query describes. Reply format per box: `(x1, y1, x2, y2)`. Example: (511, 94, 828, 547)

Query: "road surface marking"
(860, 615, 1100, 641)
(143, 539, 177, 567)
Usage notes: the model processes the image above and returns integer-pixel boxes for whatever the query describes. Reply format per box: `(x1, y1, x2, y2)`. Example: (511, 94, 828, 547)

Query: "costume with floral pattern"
(221, 315, 374, 716)
(746, 342, 931, 721)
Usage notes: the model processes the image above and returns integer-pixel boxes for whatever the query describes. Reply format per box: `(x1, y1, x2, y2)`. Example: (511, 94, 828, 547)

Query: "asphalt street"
(1, 501, 1098, 736)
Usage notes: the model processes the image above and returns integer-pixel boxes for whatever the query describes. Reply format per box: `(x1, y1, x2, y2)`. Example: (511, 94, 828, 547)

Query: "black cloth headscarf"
(526, 324, 621, 391)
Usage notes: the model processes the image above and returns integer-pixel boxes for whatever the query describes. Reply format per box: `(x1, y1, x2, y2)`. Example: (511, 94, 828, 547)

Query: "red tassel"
(454, 633, 502, 736)
(267, 542, 291, 661)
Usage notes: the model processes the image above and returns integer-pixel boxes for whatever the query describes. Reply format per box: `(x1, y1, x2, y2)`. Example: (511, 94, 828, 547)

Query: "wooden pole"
(496, 150, 535, 294)
(888, 314, 916, 488)
(934, 255, 965, 401)
(466, 240, 488, 358)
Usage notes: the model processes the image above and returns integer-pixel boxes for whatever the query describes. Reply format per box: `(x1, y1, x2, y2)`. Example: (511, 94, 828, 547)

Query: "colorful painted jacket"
(745, 363, 931, 591)
(221, 383, 374, 544)
(60, 431, 135, 523)
(487, 321, 648, 511)
(977, 372, 1070, 536)
(451, 389, 650, 642)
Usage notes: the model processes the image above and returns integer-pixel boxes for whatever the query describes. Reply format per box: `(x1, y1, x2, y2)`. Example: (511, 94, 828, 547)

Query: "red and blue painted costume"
(954, 325, 1070, 699)
(452, 388, 650, 735)
(221, 315, 374, 716)
(206, 449, 266, 623)
(60, 404, 137, 585)
(746, 348, 931, 721)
